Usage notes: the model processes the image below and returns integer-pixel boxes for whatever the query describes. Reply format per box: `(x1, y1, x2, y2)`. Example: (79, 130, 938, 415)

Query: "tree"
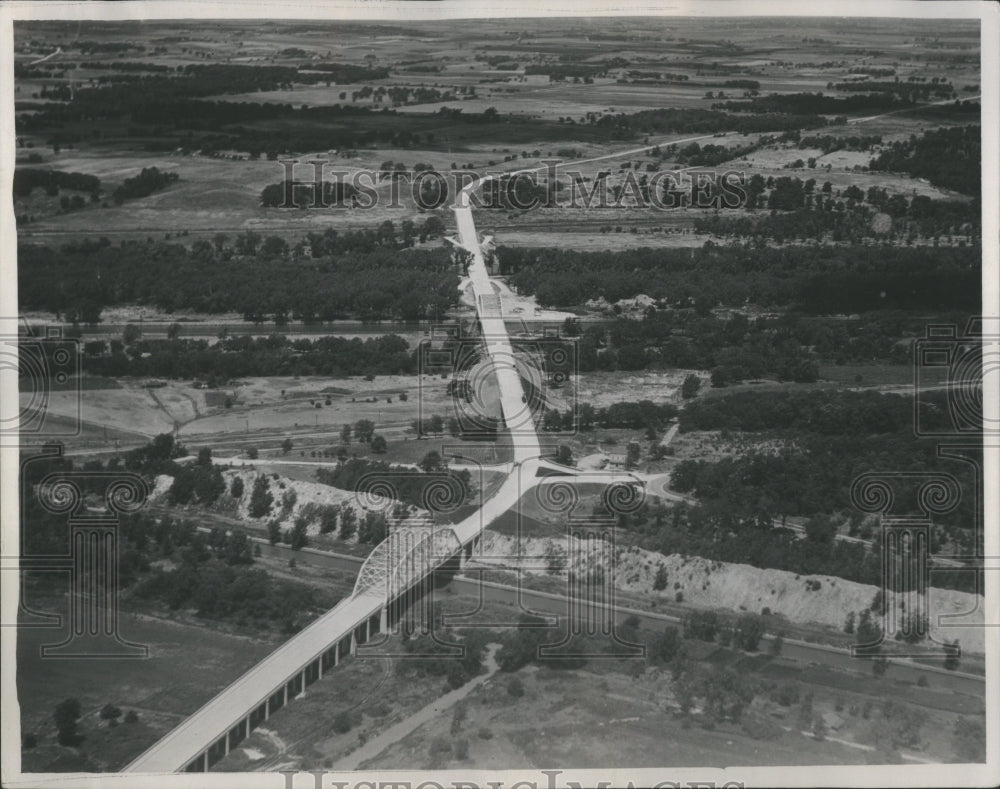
(167, 322, 181, 340)
(319, 506, 339, 534)
(197, 446, 212, 466)
(267, 519, 281, 545)
(769, 631, 784, 656)
(100, 703, 122, 724)
(805, 513, 837, 543)
(419, 451, 443, 473)
(230, 475, 244, 499)
(248, 475, 273, 518)
(683, 610, 719, 642)
(226, 531, 254, 565)
(872, 655, 889, 676)
(856, 608, 882, 646)
(54, 698, 82, 745)
(875, 700, 923, 752)
(653, 565, 668, 591)
(626, 442, 641, 469)
(354, 419, 375, 443)
(370, 434, 388, 454)
(652, 626, 682, 664)
(339, 507, 357, 540)
(247, 447, 259, 460)
(507, 677, 525, 697)
(122, 322, 141, 345)
(681, 374, 701, 399)
(290, 518, 309, 550)
(734, 613, 765, 651)
(555, 444, 574, 466)
(333, 711, 352, 734)
(124, 710, 139, 724)
(359, 511, 387, 545)
(281, 438, 293, 455)
(340, 423, 352, 444)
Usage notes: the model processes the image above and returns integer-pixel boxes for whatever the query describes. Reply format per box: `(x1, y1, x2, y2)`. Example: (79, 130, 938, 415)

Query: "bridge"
(124, 171, 638, 774)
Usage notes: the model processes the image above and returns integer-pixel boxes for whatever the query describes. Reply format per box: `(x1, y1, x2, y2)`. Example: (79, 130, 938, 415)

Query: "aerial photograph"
(3, 2, 994, 786)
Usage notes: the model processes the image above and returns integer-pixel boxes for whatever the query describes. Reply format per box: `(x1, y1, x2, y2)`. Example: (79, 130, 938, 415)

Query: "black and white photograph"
(1, 1, 997, 787)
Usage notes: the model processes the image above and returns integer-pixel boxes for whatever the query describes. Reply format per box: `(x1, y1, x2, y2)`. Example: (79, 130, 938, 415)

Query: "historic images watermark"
(0, 318, 81, 447)
(417, 323, 578, 441)
(269, 159, 748, 212)
(913, 317, 999, 438)
(279, 770, 745, 789)
(846, 316, 995, 661)
(3, 317, 151, 656)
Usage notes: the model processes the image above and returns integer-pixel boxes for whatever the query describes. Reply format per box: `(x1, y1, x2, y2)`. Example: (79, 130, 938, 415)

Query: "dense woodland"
(664, 388, 980, 584)
(502, 244, 980, 313)
(18, 234, 456, 324)
(869, 125, 980, 196)
(81, 334, 416, 379)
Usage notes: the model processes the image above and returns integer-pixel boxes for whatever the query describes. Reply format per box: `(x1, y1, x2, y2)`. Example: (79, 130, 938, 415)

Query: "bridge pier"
(379, 606, 388, 634)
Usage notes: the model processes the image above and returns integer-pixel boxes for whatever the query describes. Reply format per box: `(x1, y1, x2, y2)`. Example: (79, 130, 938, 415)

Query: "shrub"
(333, 711, 352, 734)
(100, 703, 122, 721)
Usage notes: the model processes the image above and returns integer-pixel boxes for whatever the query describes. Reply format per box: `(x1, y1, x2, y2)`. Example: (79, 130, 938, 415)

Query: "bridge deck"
(454, 189, 541, 464)
(125, 591, 383, 772)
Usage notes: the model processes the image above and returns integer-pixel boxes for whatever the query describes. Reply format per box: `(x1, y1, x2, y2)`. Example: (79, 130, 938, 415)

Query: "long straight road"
(126, 161, 557, 774)
(454, 177, 541, 463)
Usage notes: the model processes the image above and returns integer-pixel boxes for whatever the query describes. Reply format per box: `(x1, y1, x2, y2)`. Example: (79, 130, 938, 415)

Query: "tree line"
(82, 333, 415, 379)
(502, 243, 980, 314)
(13, 168, 100, 198)
(18, 238, 457, 324)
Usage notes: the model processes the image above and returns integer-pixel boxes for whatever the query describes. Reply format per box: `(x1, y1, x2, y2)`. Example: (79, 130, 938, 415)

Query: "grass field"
(17, 606, 283, 772)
